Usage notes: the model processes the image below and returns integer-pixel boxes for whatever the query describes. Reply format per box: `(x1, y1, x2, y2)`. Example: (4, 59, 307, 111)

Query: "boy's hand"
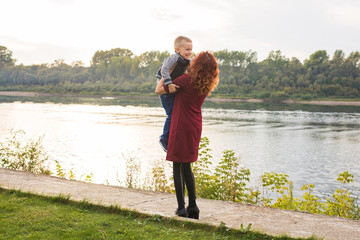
(168, 83, 179, 93)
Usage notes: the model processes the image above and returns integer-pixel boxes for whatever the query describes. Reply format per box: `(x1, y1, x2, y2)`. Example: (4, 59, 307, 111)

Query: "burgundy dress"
(164, 74, 206, 163)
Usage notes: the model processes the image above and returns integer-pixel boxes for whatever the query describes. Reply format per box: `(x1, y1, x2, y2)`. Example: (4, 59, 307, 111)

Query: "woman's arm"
(155, 78, 168, 95)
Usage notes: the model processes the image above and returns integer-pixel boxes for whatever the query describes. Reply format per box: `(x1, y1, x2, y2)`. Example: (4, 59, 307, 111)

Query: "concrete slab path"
(1, 168, 359, 240)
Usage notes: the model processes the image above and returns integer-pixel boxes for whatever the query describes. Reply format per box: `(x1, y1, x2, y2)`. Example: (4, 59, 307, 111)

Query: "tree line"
(1, 45, 360, 100)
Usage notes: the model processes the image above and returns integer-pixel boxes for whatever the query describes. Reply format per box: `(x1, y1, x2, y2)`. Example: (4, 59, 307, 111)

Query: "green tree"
(1, 46, 360, 99)
(91, 48, 134, 66)
(0, 46, 15, 67)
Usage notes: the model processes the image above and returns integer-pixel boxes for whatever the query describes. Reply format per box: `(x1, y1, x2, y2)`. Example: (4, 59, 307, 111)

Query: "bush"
(213, 150, 250, 202)
(191, 138, 360, 220)
(0, 129, 50, 174)
(270, 91, 289, 101)
(300, 93, 313, 100)
(193, 137, 216, 198)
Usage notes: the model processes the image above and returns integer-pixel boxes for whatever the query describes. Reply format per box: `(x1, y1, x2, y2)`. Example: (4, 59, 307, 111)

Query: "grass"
(0, 188, 316, 240)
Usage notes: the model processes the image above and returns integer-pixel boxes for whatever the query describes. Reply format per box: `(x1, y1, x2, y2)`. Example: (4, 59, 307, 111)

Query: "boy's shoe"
(159, 137, 167, 152)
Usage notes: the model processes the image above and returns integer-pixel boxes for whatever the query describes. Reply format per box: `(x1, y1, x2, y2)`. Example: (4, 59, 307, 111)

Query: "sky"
(1, 0, 360, 66)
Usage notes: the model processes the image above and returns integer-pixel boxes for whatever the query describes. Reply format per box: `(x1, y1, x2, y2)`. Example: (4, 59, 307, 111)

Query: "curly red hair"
(187, 51, 219, 96)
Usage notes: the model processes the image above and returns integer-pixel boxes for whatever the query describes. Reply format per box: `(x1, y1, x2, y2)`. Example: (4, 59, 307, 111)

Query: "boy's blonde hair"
(174, 36, 192, 48)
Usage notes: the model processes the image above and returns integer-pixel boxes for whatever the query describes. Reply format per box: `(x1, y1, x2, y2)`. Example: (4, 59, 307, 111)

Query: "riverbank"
(1, 91, 360, 106)
(1, 168, 359, 240)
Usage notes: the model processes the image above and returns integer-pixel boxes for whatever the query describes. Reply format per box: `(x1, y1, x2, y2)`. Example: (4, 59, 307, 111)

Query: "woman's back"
(166, 74, 206, 163)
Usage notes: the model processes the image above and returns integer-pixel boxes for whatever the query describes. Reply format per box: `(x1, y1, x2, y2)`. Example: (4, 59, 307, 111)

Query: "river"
(1, 95, 359, 198)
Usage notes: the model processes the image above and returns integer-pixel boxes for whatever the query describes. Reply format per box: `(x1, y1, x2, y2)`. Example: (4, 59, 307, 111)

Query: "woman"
(155, 51, 219, 219)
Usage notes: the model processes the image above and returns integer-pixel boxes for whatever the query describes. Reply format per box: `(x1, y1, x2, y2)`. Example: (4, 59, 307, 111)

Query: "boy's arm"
(155, 68, 162, 80)
(161, 54, 178, 86)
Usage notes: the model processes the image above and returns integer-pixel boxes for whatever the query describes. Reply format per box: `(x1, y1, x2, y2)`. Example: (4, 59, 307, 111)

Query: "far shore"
(1, 91, 360, 106)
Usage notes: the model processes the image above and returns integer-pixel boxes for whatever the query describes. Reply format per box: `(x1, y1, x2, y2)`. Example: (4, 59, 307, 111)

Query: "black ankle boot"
(175, 208, 187, 217)
(186, 206, 199, 219)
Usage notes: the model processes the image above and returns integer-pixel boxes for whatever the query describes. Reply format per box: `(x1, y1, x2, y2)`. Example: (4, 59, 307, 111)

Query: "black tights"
(173, 162, 197, 209)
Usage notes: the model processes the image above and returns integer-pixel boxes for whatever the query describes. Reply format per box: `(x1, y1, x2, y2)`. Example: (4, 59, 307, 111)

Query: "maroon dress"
(164, 74, 206, 163)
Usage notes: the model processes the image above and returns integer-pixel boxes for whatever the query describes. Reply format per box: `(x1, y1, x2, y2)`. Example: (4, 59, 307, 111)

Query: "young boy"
(156, 36, 193, 152)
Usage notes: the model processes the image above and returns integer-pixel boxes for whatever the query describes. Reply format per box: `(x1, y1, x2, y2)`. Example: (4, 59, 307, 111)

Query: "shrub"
(213, 150, 250, 202)
(0, 129, 50, 174)
(324, 171, 360, 219)
(270, 91, 289, 101)
(193, 137, 217, 199)
(150, 158, 172, 193)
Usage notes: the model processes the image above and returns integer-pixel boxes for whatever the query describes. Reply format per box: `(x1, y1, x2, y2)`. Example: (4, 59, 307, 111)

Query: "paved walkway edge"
(1, 168, 359, 240)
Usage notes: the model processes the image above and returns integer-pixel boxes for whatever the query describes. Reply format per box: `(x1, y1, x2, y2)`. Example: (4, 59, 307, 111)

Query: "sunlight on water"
(1, 100, 360, 197)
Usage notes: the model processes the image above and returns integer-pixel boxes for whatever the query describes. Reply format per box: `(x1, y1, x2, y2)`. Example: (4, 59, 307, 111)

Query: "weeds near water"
(0, 129, 93, 182)
(123, 151, 141, 189)
(262, 170, 360, 219)
(2, 129, 359, 220)
(54, 159, 93, 183)
(324, 171, 360, 219)
(213, 150, 250, 202)
(0, 129, 51, 174)
(55, 160, 66, 178)
(146, 137, 360, 220)
(149, 158, 172, 193)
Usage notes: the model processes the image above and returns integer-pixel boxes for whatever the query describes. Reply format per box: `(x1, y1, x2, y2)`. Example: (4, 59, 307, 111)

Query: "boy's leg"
(160, 93, 175, 145)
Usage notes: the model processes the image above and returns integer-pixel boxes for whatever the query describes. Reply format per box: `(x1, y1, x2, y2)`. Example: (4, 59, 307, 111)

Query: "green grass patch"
(0, 188, 315, 240)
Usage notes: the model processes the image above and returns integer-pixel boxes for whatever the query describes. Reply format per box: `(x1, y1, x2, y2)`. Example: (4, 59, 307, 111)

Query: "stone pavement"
(1, 168, 359, 240)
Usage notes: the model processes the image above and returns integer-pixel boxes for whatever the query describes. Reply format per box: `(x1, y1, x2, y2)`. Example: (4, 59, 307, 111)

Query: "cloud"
(151, 8, 182, 21)
(1, 36, 93, 65)
(1, 0, 360, 65)
(326, 4, 360, 29)
(40, 0, 78, 5)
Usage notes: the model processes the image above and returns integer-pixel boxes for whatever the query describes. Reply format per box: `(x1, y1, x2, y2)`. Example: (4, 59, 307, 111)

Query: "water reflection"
(1, 95, 360, 199)
(2, 94, 360, 113)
